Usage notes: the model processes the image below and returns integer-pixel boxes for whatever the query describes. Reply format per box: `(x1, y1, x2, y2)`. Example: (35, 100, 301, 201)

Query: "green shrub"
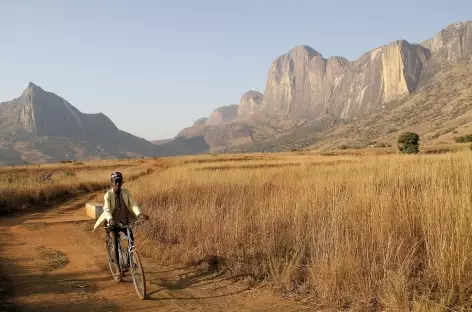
(397, 132, 420, 154)
(454, 134, 472, 143)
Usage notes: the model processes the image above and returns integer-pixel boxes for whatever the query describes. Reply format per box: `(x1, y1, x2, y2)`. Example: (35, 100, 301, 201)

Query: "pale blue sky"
(0, 1, 470, 140)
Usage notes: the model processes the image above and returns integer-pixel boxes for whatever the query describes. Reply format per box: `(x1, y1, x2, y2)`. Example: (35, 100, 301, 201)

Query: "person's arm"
(103, 191, 113, 221)
(125, 189, 142, 217)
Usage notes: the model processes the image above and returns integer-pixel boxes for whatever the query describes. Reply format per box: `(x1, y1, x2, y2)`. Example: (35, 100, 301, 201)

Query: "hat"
(110, 172, 123, 183)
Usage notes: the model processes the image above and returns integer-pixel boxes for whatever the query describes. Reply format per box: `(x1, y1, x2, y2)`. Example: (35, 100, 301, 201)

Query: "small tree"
(397, 132, 420, 154)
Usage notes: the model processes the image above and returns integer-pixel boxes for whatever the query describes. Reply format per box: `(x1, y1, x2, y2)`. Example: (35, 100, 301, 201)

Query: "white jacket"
(92, 187, 142, 232)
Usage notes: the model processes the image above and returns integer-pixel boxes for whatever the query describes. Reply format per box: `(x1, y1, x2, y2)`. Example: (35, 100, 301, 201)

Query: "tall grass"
(0, 159, 158, 215)
(4, 151, 472, 310)
(120, 152, 472, 311)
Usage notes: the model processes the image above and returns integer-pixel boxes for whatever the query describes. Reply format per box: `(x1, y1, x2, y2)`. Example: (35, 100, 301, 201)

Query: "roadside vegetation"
(2, 148, 472, 310)
(120, 150, 472, 311)
(0, 159, 160, 215)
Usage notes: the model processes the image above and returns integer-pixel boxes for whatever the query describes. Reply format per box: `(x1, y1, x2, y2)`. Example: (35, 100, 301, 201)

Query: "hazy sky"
(0, 1, 470, 140)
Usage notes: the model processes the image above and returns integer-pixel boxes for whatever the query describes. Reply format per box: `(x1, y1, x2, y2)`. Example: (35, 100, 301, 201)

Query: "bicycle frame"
(116, 226, 135, 269)
(103, 218, 147, 299)
(104, 218, 144, 271)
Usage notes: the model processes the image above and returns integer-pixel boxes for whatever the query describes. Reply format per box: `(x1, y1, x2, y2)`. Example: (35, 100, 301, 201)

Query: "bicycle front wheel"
(106, 238, 122, 282)
(129, 249, 146, 299)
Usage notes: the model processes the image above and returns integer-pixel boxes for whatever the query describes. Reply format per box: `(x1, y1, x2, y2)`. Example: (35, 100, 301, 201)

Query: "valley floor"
(0, 193, 309, 312)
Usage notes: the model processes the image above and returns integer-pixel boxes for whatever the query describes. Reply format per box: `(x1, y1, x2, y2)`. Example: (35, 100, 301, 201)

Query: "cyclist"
(93, 172, 148, 274)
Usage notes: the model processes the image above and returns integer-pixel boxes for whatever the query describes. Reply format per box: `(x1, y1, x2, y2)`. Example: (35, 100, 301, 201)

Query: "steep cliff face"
(261, 41, 430, 120)
(422, 21, 472, 62)
(338, 41, 429, 118)
(0, 83, 39, 135)
(0, 82, 120, 141)
(18, 88, 37, 134)
(238, 90, 264, 118)
(206, 104, 238, 125)
(261, 22, 472, 122)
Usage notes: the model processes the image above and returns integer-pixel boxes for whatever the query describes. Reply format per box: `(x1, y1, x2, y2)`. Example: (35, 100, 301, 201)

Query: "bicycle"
(103, 218, 147, 299)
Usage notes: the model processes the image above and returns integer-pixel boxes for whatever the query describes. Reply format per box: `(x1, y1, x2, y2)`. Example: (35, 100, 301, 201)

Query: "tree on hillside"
(397, 132, 420, 154)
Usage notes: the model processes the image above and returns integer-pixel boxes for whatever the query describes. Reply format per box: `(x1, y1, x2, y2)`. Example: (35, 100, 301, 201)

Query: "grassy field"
(0, 159, 161, 215)
(125, 151, 472, 311)
(3, 150, 472, 311)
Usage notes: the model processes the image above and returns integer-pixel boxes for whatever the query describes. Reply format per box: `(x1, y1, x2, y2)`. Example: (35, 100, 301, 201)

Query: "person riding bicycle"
(92, 172, 148, 273)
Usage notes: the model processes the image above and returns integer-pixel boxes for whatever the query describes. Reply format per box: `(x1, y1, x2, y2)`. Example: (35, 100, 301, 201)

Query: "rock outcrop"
(261, 21, 472, 121)
(238, 90, 264, 118)
(206, 104, 238, 125)
(422, 21, 472, 62)
(261, 41, 430, 120)
(0, 82, 120, 141)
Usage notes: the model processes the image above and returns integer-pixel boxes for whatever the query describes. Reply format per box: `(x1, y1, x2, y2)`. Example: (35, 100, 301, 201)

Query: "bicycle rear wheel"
(106, 237, 122, 282)
(129, 249, 146, 299)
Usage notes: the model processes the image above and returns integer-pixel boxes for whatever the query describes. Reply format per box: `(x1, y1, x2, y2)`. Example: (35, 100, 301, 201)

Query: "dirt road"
(0, 194, 310, 312)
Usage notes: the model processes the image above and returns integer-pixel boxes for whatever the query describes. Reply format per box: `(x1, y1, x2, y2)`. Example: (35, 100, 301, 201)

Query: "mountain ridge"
(0, 83, 208, 165)
(169, 20, 472, 153)
(2, 21, 472, 164)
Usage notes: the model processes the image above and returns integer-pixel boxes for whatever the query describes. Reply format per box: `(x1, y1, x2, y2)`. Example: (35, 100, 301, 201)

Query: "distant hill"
(0, 83, 208, 165)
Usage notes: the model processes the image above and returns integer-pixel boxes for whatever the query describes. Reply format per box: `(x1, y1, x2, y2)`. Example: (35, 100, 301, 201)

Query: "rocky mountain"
(421, 21, 472, 62)
(1, 83, 129, 143)
(176, 104, 247, 151)
(233, 58, 472, 153)
(170, 21, 472, 153)
(193, 117, 208, 126)
(0, 83, 207, 165)
(3, 21, 472, 163)
(261, 21, 472, 121)
(206, 104, 238, 125)
(238, 91, 264, 118)
(262, 42, 429, 119)
(312, 58, 472, 150)
(151, 139, 172, 145)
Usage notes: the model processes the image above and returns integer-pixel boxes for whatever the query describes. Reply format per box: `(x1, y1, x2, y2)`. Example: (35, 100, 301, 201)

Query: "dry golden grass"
(3, 150, 472, 310)
(312, 143, 471, 158)
(114, 151, 472, 311)
(0, 158, 159, 215)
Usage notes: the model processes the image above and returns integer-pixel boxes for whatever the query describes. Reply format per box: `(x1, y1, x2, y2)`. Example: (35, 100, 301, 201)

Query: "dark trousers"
(107, 226, 134, 268)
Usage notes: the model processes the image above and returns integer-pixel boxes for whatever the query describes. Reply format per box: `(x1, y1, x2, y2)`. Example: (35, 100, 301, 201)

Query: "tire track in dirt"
(0, 194, 310, 312)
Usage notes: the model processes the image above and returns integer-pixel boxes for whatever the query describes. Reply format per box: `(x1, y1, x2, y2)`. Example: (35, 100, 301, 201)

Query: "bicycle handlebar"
(101, 217, 147, 230)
